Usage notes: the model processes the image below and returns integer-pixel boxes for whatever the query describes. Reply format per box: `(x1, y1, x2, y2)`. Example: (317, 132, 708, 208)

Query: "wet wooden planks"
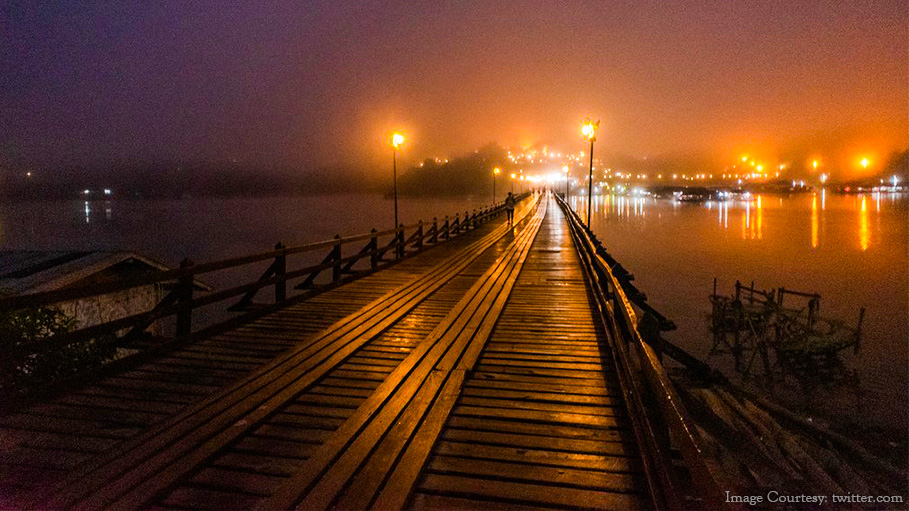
(409, 197, 649, 510)
(255, 197, 548, 511)
(152, 259, 509, 509)
(41, 198, 541, 510)
(0, 207, 504, 509)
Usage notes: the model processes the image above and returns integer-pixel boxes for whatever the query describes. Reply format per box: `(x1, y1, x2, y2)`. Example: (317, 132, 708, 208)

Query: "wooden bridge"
(0, 192, 730, 510)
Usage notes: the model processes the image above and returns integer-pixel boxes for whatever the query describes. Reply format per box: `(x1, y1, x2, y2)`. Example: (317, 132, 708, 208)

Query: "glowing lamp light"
(756, 165, 763, 172)
(510, 173, 516, 179)
(812, 160, 818, 169)
(493, 167, 501, 175)
(820, 173, 828, 184)
(581, 118, 599, 141)
(391, 132, 405, 149)
(860, 158, 869, 169)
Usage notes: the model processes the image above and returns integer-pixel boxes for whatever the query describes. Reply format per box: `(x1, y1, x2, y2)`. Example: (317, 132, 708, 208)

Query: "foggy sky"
(2, 1, 907, 176)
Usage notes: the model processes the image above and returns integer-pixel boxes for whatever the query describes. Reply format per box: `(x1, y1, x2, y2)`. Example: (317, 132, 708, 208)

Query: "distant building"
(0, 251, 208, 337)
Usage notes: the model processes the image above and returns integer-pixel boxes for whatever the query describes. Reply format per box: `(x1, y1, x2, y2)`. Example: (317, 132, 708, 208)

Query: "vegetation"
(398, 144, 507, 196)
(0, 307, 116, 395)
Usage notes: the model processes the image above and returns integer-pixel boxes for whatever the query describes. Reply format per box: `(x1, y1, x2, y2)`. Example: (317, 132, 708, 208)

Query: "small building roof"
(0, 251, 209, 296)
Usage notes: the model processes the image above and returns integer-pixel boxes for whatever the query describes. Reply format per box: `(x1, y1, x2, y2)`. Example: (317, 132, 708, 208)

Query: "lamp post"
(391, 132, 405, 231)
(582, 118, 599, 227)
(562, 165, 570, 202)
(510, 173, 516, 193)
(493, 167, 501, 203)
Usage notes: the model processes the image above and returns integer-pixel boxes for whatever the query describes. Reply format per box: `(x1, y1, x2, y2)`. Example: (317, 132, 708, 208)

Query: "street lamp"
(582, 118, 599, 227)
(493, 167, 501, 203)
(562, 165, 570, 201)
(391, 131, 405, 232)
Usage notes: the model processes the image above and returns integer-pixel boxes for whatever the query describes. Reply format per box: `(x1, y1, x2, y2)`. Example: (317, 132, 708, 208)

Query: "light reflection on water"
(571, 191, 908, 428)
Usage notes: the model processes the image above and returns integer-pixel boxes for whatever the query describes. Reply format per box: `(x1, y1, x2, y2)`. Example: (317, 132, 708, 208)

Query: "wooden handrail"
(0, 201, 516, 312)
(555, 194, 737, 511)
(0, 194, 531, 364)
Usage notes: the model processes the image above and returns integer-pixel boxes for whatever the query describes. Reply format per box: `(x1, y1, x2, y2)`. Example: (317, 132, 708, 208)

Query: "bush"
(0, 307, 116, 394)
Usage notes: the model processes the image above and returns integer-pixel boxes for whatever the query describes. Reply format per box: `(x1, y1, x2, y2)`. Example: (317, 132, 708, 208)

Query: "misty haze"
(1, 2, 906, 510)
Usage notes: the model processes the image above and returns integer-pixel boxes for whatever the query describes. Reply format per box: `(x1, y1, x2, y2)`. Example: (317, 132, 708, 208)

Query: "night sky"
(2, 1, 906, 176)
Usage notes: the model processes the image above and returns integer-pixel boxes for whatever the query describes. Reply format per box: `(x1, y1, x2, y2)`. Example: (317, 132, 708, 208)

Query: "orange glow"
(860, 157, 870, 169)
(859, 196, 869, 251)
(391, 132, 405, 148)
(811, 195, 819, 248)
(493, 167, 501, 175)
(581, 118, 599, 141)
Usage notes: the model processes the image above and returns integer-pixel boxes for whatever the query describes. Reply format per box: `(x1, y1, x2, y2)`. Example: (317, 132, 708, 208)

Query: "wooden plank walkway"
(0, 199, 534, 509)
(1, 193, 651, 510)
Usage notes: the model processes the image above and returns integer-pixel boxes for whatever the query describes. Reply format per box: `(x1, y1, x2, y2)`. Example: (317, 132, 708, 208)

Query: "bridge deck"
(1, 194, 648, 510)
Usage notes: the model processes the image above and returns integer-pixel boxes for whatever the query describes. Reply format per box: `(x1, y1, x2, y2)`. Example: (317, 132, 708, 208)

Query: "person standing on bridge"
(505, 192, 516, 225)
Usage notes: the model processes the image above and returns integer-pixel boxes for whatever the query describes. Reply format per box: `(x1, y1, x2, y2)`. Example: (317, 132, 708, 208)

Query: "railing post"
(415, 220, 424, 250)
(176, 258, 194, 338)
(370, 228, 379, 269)
(472, 209, 478, 228)
(332, 235, 342, 282)
(430, 217, 438, 244)
(639, 312, 663, 363)
(274, 242, 286, 302)
(442, 216, 450, 240)
(452, 213, 460, 235)
(396, 224, 405, 259)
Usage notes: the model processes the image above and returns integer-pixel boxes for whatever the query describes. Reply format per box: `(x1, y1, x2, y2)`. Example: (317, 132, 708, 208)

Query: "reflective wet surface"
(571, 191, 908, 429)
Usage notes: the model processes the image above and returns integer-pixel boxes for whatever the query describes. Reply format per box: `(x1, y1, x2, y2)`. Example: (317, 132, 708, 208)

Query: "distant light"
(820, 173, 828, 184)
(812, 160, 818, 169)
(26, 172, 32, 177)
(581, 118, 599, 141)
(510, 173, 516, 179)
(391, 132, 405, 149)
(493, 167, 501, 175)
(892, 175, 900, 187)
(742, 156, 748, 162)
(103, 189, 112, 195)
(562, 165, 569, 173)
(756, 165, 763, 172)
(860, 157, 869, 169)
(83, 189, 90, 195)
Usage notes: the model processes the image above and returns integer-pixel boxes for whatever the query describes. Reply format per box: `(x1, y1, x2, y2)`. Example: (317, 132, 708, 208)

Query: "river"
(1, 190, 906, 430)
(569, 190, 908, 432)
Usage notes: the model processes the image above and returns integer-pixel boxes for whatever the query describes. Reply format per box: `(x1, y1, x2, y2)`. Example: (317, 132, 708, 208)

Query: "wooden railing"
(0, 195, 528, 395)
(555, 194, 737, 511)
